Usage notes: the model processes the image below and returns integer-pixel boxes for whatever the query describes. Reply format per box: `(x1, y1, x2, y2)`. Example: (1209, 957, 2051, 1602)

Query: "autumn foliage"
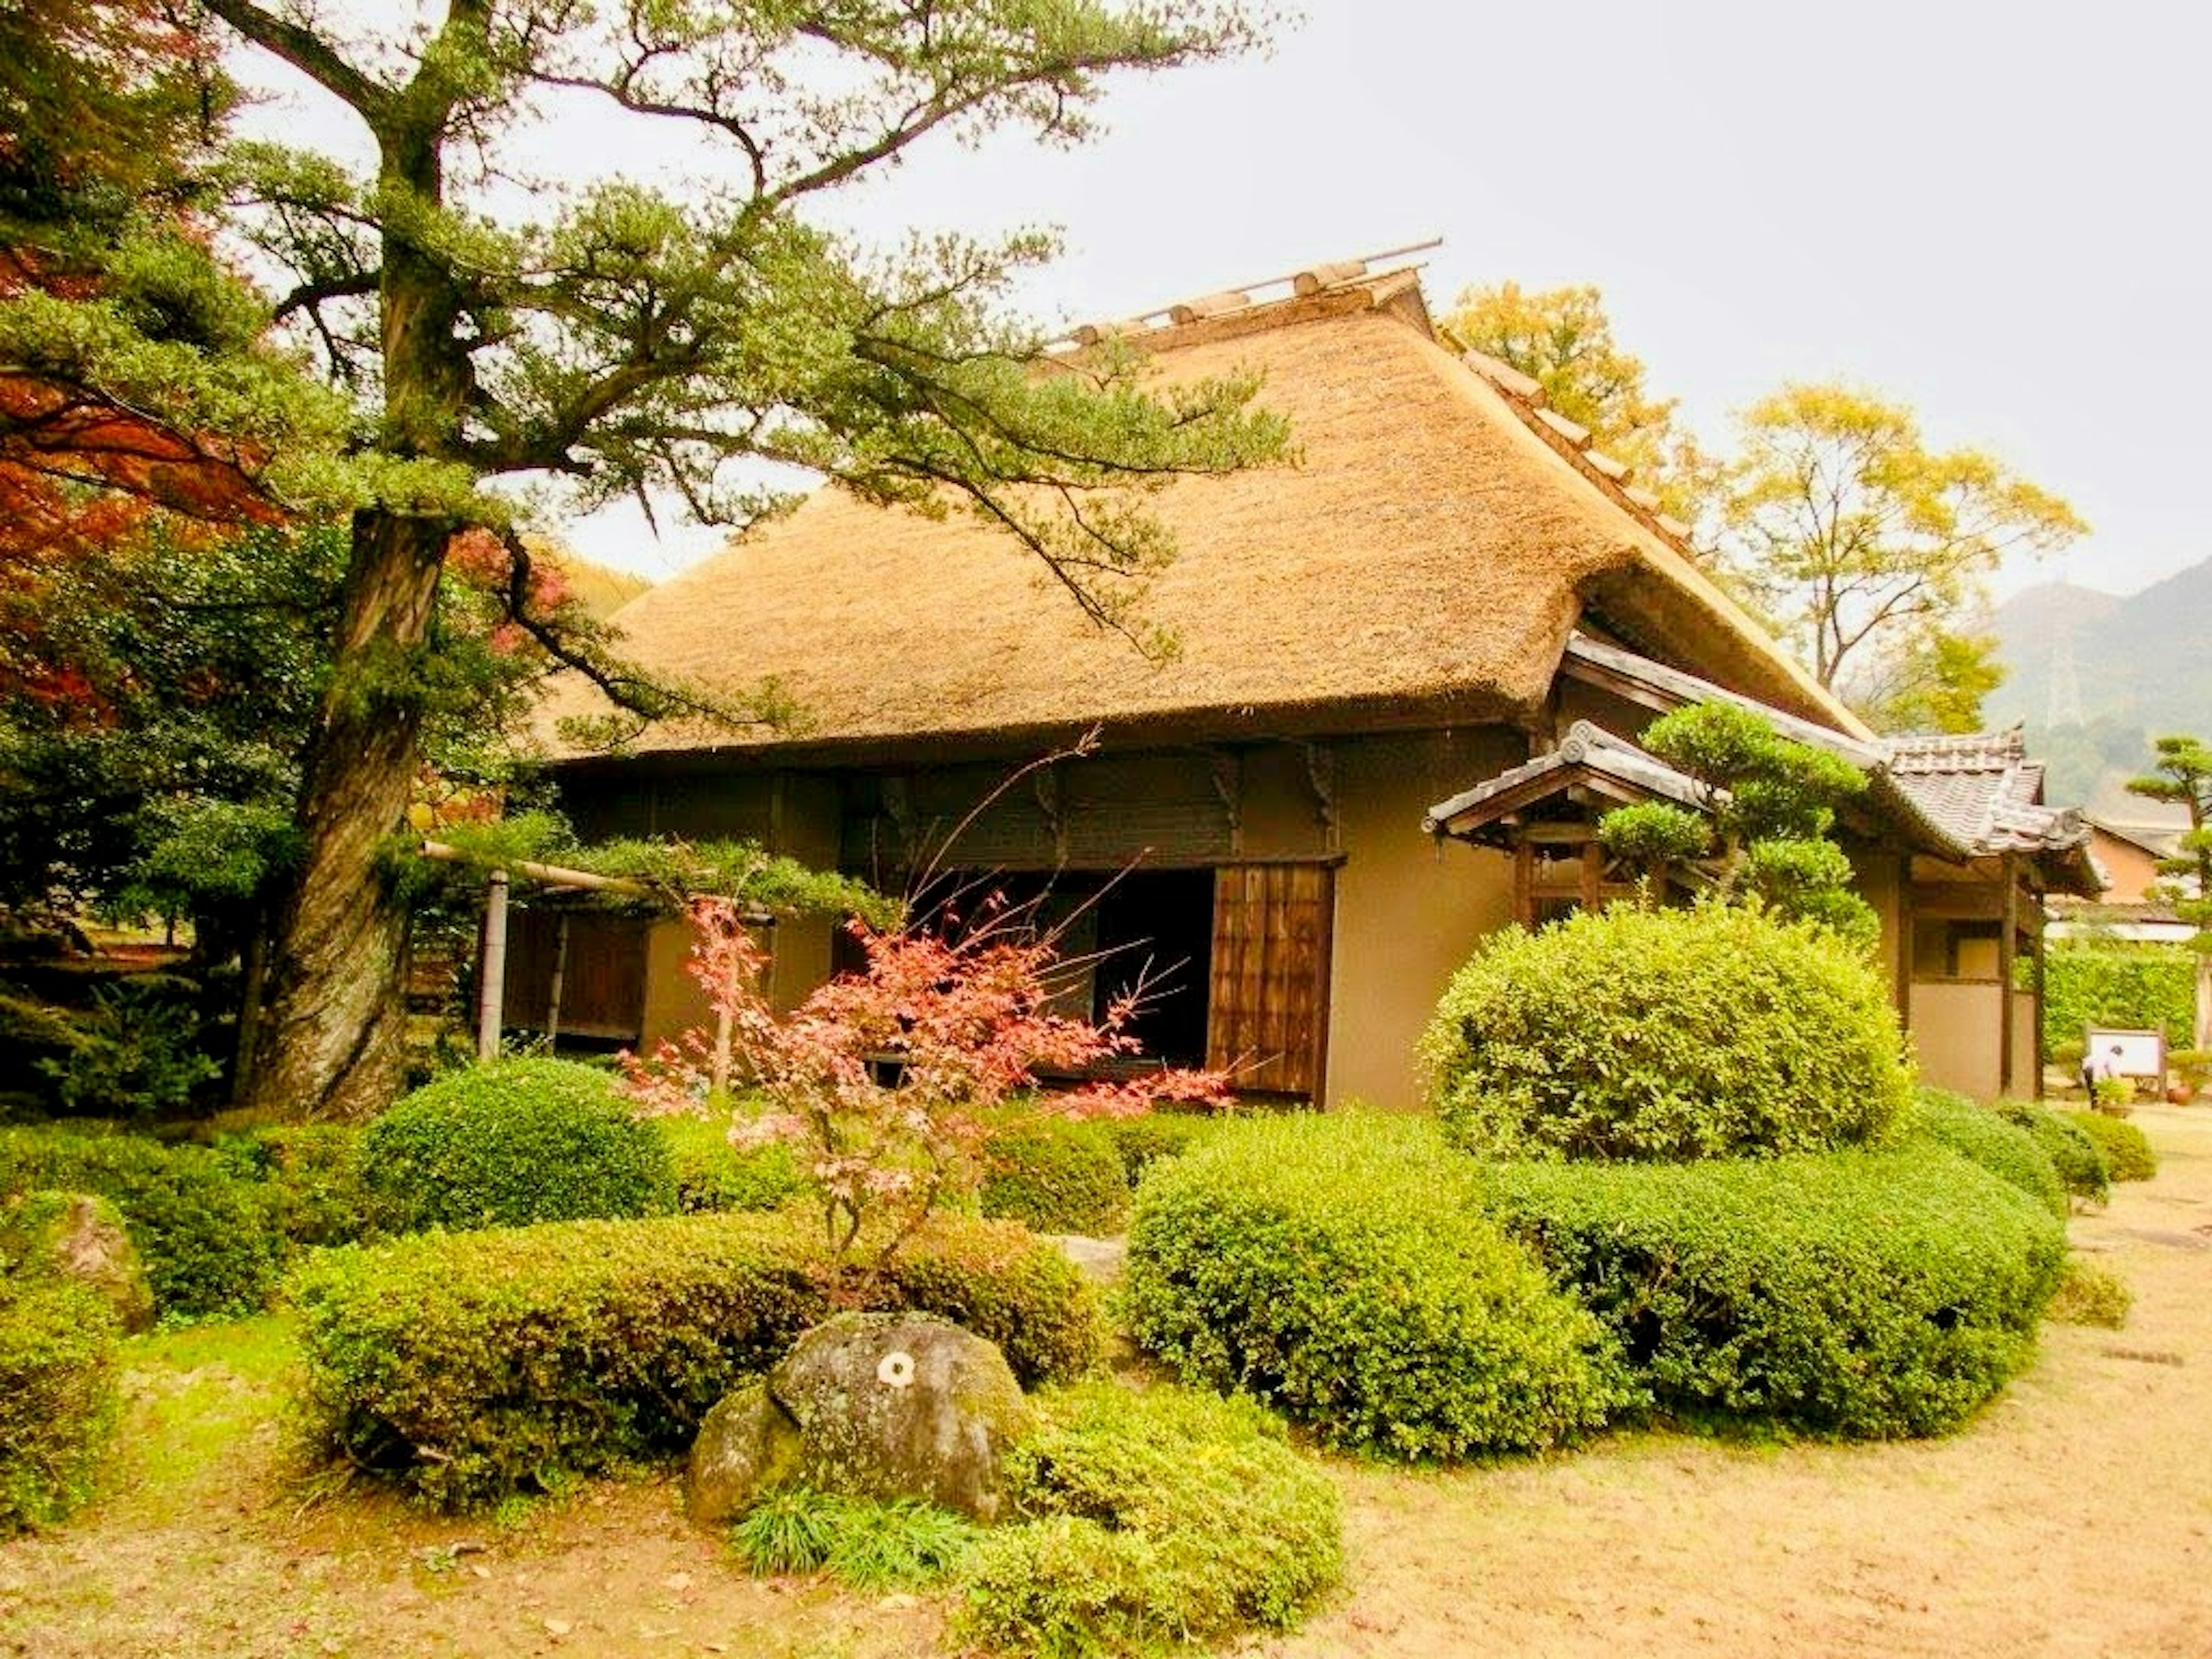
(620, 897, 1231, 1283)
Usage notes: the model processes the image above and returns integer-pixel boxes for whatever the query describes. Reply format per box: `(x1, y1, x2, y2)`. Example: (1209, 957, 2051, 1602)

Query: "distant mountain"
(1986, 558, 2212, 812)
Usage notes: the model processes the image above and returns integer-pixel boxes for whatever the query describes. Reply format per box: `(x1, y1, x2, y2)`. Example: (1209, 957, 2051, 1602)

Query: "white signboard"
(2084, 1027, 2166, 1081)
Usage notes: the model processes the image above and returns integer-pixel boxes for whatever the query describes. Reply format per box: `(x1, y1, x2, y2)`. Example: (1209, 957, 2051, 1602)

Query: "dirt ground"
(6, 1109, 2212, 1659)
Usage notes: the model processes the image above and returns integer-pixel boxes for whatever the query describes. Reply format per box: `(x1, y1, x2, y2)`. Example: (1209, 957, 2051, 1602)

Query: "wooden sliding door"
(1206, 862, 1335, 1101)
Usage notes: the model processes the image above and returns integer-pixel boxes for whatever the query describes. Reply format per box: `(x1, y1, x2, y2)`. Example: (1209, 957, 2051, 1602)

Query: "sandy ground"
(6, 1109, 2212, 1659)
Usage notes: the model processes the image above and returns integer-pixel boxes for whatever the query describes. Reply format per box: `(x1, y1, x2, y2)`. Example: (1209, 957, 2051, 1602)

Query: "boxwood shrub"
(1101, 1112, 1217, 1186)
(980, 1117, 1129, 1236)
(1126, 1113, 1624, 1460)
(1906, 1089, 2068, 1220)
(1995, 1099, 2111, 1205)
(290, 1211, 1101, 1510)
(1472, 1142, 2067, 1438)
(362, 1058, 676, 1233)
(214, 1123, 378, 1247)
(0, 1279, 120, 1533)
(0, 1126, 286, 1319)
(654, 1112, 811, 1213)
(2065, 1111, 2158, 1183)
(959, 1383, 1341, 1658)
(1421, 902, 1912, 1161)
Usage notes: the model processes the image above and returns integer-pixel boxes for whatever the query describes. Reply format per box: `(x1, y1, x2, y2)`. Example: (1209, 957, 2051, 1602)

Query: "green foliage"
(729, 1488, 983, 1588)
(654, 1112, 810, 1214)
(1595, 800, 1711, 869)
(979, 1116, 1129, 1236)
(1994, 1100, 2110, 1205)
(289, 1211, 1100, 1510)
(0, 1189, 154, 1334)
(212, 1123, 376, 1247)
(361, 1058, 676, 1234)
(1101, 1111, 1217, 1186)
(1126, 1113, 1624, 1460)
(1475, 1142, 2067, 1438)
(1906, 1088, 2067, 1220)
(2042, 942, 2195, 1051)
(2065, 1111, 2158, 1183)
(0, 1126, 285, 1319)
(1422, 902, 1911, 1162)
(0, 1278, 120, 1535)
(2048, 1258, 2133, 1329)
(34, 976, 220, 1119)
(959, 1383, 1342, 1657)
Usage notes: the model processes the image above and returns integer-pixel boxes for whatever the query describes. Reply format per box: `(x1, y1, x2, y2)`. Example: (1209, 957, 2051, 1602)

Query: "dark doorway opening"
(1089, 869, 1215, 1069)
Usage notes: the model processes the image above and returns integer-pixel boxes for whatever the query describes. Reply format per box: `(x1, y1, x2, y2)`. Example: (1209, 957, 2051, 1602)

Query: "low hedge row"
(0, 1127, 287, 1320)
(2065, 1111, 2158, 1183)
(1474, 1144, 2067, 1438)
(1127, 1113, 1625, 1460)
(979, 1118, 1130, 1237)
(1906, 1089, 2068, 1221)
(291, 1210, 1103, 1511)
(961, 1383, 1341, 1657)
(0, 1277, 121, 1534)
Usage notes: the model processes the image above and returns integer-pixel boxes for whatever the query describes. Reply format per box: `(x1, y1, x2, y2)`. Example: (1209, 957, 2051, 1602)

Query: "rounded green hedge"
(0, 1127, 286, 1320)
(362, 1058, 675, 1234)
(1420, 902, 1912, 1161)
(2065, 1111, 2158, 1183)
(960, 1383, 1341, 1657)
(654, 1112, 811, 1214)
(1126, 1113, 1624, 1460)
(1995, 1100, 2110, 1205)
(290, 1210, 1101, 1511)
(1101, 1112, 1217, 1186)
(980, 1117, 1129, 1236)
(214, 1123, 377, 1248)
(1473, 1141, 2067, 1438)
(1907, 1089, 2067, 1221)
(0, 1279, 120, 1534)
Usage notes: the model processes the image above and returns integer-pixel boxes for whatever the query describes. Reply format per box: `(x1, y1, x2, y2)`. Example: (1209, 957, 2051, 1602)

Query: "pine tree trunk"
(240, 509, 450, 1120)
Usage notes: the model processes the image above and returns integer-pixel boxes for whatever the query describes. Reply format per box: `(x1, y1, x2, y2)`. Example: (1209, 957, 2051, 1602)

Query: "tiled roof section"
(1423, 720, 1707, 833)
(1877, 728, 2091, 862)
(1883, 730, 2027, 774)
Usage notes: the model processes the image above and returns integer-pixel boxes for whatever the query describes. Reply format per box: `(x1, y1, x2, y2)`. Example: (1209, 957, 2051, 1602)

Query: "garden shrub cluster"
(1473, 1143, 2067, 1438)
(1906, 1089, 2069, 1221)
(2048, 1257, 2132, 1328)
(1126, 1113, 1624, 1459)
(291, 1210, 1101, 1510)
(654, 1112, 810, 1214)
(2043, 942, 2195, 1051)
(0, 1126, 286, 1319)
(0, 1278, 120, 1535)
(1099, 1111, 1216, 1186)
(1995, 1100, 2111, 1205)
(2065, 1111, 2158, 1183)
(1421, 902, 1911, 1161)
(960, 1383, 1342, 1657)
(979, 1116, 1130, 1236)
(361, 1058, 676, 1233)
(214, 1124, 378, 1247)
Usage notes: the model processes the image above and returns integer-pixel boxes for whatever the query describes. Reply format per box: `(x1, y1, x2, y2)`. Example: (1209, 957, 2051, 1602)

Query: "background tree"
(1597, 700, 1875, 946)
(191, 0, 1285, 1120)
(2126, 735, 2212, 1050)
(1720, 382, 2085, 702)
(1850, 626, 2008, 736)
(1440, 280, 1715, 526)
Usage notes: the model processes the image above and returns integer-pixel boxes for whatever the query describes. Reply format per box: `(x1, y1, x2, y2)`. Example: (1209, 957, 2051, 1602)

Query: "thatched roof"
(544, 257, 1860, 763)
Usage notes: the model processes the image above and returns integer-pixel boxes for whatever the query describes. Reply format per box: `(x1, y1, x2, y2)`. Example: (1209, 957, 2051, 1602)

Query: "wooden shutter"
(1207, 863, 1334, 1100)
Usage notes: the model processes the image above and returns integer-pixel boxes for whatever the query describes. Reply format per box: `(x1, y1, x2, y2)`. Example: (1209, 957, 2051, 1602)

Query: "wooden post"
(2029, 892, 2048, 1100)
(1998, 855, 2018, 1099)
(476, 869, 509, 1063)
(231, 915, 268, 1108)
(545, 912, 570, 1054)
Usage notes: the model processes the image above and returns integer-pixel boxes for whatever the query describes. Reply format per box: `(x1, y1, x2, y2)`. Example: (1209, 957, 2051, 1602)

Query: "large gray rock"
(686, 1312, 1033, 1526)
(1, 1191, 154, 1333)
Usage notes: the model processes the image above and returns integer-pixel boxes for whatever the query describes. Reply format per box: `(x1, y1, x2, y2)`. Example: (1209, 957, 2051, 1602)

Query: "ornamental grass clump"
(1126, 1112, 1624, 1460)
(1420, 900, 1912, 1162)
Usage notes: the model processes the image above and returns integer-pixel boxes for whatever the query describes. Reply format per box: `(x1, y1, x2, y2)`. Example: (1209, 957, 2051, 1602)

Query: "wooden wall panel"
(1207, 863, 1333, 1098)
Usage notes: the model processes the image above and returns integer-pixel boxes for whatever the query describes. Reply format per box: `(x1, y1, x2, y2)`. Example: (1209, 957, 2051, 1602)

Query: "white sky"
(232, 1, 2210, 596)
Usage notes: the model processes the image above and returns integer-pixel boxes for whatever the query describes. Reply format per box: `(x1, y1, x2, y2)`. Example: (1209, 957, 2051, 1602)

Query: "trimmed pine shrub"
(959, 1384, 1341, 1658)
(1995, 1100, 2111, 1205)
(289, 1211, 1101, 1511)
(654, 1112, 811, 1214)
(1474, 1142, 2067, 1438)
(1126, 1113, 1624, 1460)
(362, 1058, 676, 1234)
(1907, 1089, 2068, 1220)
(0, 1279, 121, 1533)
(979, 1117, 1129, 1236)
(2065, 1111, 2158, 1183)
(1421, 902, 1912, 1162)
(0, 1127, 286, 1320)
